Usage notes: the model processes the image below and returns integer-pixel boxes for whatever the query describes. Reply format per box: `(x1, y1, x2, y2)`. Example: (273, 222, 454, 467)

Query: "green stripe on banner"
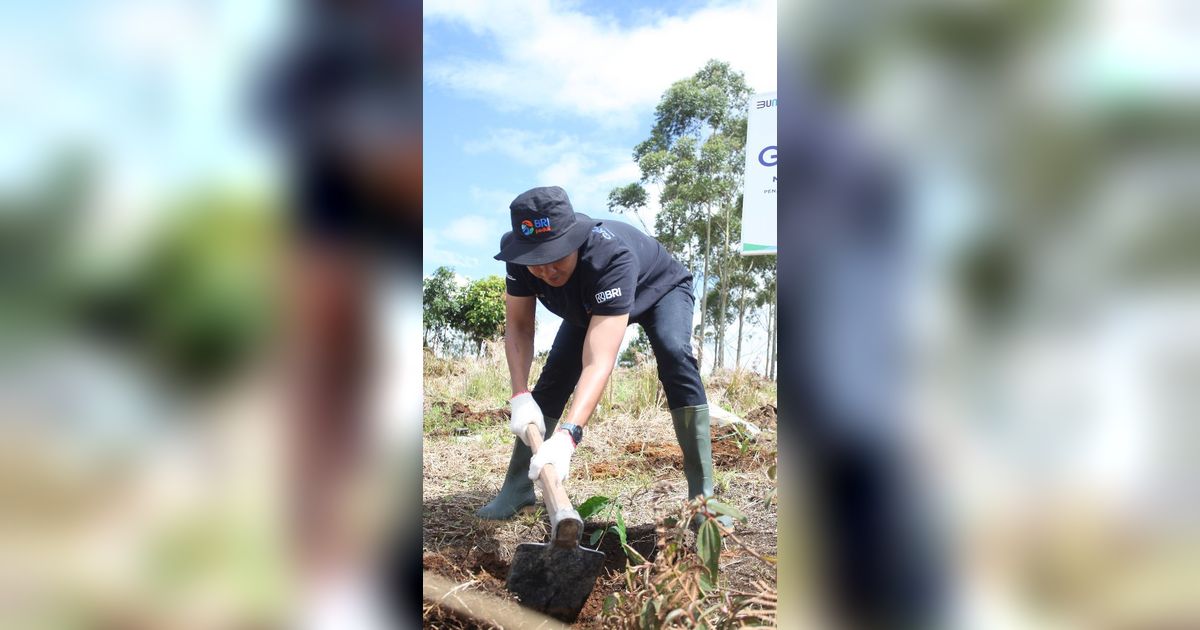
(742, 243, 776, 254)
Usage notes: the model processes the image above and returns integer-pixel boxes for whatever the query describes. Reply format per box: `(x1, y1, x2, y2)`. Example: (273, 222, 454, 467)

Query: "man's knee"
(655, 338, 697, 369)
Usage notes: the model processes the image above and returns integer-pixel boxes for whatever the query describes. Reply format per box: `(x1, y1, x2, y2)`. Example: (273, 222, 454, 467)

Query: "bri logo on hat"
(520, 217, 552, 236)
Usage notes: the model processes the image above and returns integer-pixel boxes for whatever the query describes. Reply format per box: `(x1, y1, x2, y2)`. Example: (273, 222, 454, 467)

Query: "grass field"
(421, 342, 781, 627)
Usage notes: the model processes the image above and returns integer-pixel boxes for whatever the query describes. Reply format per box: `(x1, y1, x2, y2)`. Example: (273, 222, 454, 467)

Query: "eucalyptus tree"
(609, 60, 752, 368)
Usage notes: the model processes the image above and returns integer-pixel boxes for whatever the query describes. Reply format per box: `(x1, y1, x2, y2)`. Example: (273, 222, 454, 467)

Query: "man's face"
(527, 250, 578, 287)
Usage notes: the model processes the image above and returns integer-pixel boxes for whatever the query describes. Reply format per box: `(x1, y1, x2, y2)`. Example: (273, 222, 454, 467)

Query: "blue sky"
(422, 0, 777, 355)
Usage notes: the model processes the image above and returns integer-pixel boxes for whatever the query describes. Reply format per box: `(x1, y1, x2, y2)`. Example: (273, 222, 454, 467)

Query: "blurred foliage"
(802, 0, 1200, 332)
(2, 149, 284, 393)
(0, 148, 96, 337)
(126, 190, 284, 390)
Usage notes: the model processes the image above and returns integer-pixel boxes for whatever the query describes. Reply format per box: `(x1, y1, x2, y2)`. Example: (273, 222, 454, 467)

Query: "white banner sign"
(741, 91, 776, 255)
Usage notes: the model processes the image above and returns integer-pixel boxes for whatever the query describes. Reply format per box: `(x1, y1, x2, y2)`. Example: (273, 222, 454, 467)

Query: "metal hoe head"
(506, 513, 606, 623)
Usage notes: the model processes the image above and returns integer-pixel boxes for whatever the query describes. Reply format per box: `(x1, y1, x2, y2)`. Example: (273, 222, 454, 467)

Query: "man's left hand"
(529, 430, 575, 489)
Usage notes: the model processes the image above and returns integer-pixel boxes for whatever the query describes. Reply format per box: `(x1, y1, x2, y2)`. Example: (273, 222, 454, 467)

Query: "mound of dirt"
(448, 401, 510, 424)
(585, 461, 624, 480)
(711, 434, 752, 466)
(623, 441, 683, 469)
(745, 404, 777, 429)
(428, 401, 510, 436)
(624, 429, 765, 471)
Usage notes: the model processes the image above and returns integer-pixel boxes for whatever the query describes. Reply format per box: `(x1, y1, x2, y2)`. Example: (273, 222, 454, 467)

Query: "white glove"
(529, 430, 575, 489)
(509, 392, 543, 445)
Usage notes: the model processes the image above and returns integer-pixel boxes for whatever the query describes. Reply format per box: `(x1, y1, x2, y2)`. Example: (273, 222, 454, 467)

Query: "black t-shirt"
(504, 221, 692, 327)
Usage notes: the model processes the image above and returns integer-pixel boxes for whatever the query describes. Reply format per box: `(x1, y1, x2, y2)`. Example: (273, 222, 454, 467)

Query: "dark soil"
(581, 522, 659, 573)
(423, 523, 658, 628)
(574, 523, 658, 626)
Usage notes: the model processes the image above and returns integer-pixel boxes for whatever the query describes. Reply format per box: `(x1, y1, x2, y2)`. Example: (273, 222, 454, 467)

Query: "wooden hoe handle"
(525, 424, 582, 547)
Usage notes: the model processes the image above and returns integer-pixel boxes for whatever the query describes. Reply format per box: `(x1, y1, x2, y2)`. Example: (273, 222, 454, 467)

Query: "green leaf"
(767, 464, 776, 481)
(696, 519, 721, 592)
(641, 599, 657, 630)
(577, 495, 611, 520)
(705, 500, 748, 523)
(603, 594, 617, 614)
(589, 528, 604, 546)
(621, 542, 646, 565)
(699, 570, 715, 594)
(614, 506, 628, 547)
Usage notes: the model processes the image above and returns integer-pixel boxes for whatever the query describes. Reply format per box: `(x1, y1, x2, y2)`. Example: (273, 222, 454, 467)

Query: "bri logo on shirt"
(595, 287, 622, 303)
(520, 217, 552, 236)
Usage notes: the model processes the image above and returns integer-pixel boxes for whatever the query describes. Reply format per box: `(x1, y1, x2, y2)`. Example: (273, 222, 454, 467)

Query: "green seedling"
(578, 494, 644, 564)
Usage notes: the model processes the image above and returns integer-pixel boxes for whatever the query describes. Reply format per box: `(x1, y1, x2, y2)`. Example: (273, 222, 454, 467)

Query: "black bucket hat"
(494, 186, 600, 265)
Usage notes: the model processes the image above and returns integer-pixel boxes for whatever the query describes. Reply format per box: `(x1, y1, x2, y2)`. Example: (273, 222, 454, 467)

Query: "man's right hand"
(508, 392, 543, 445)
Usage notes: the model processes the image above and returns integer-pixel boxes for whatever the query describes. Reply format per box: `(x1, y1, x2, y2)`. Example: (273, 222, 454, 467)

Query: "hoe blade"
(506, 542, 606, 623)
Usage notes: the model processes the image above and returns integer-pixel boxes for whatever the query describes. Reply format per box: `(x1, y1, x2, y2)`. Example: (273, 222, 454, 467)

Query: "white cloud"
(464, 128, 656, 231)
(443, 214, 495, 247)
(425, 0, 777, 121)
(469, 185, 521, 214)
(463, 129, 577, 165)
(424, 228, 481, 270)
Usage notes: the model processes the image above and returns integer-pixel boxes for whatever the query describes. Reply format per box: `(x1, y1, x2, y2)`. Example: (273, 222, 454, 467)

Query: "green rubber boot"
(475, 415, 558, 520)
(670, 404, 734, 531)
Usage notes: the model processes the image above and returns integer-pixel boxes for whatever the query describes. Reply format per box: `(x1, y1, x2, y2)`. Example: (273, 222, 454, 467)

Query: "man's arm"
(504, 293, 537, 395)
(562, 313, 629, 429)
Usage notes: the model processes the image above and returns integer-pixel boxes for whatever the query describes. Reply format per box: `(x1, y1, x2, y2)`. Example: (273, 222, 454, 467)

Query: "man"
(477, 185, 725, 528)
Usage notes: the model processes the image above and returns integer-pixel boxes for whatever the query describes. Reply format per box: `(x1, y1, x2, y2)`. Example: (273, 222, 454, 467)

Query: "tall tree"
(606, 183, 651, 234)
(611, 59, 752, 369)
(456, 275, 506, 356)
(754, 269, 777, 380)
(422, 266, 461, 354)
(728, 253, 769, 369)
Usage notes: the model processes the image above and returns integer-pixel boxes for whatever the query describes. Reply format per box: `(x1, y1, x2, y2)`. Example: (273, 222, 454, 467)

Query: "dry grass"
(422, 351, 779, 628)
(599, 499, 778, 629)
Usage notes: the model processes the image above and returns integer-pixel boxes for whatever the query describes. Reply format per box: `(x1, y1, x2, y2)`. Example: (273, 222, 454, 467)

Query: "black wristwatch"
(559, 423, 583, 446)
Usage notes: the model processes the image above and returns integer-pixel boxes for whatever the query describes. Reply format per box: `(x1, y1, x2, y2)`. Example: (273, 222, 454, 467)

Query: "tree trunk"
(698, 203, 712, 371)
(632, 209, 651, 234)
(736, 285, 747, 368)
(717, 202, 732, 370)
(769, 299, 777, 381)
(764, 301, 774, 378)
